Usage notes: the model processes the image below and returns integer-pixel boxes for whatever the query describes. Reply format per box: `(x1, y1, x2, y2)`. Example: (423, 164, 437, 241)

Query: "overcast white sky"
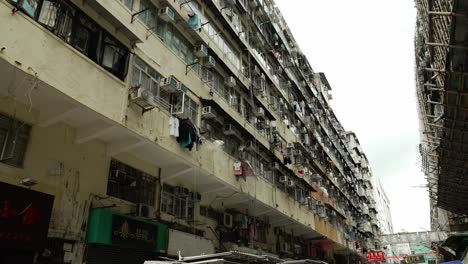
(275, 0, 430, 232)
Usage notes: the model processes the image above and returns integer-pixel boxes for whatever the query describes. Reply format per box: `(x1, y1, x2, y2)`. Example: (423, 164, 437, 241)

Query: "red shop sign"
(0, 182, 54, 251)
(366, 251, 385, 262)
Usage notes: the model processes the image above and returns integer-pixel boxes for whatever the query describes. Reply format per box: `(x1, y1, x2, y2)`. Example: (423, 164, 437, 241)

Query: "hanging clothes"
(292, 101, 301, 112)
(187, 13, 200, 30)
(177, 119, 200, 151)
(233, 162, 242, 175)
(169, 117, 180, 137)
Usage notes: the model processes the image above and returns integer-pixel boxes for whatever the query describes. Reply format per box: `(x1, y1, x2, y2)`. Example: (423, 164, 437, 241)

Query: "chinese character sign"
(0, 182, 54, 251)
(366, 251, 385, 262)
(111, 215, 158, 250)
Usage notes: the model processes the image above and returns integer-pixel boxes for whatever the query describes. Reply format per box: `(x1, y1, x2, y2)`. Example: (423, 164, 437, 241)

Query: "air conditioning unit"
(159, 7, 175, 22)
(286, 142, 294, 149)
(223, 212, 233, 228)
(136, 203, 156, 219)
(249, 0, 258, 8)
(204, 56, 216, 68)
(287, 179, 295, 188)
(293, 150, 302, 156)
(194, 44, 208, 58)
(316, 200, 324, 206)
(225, 0, 236, 6)
(271, 126, 279, 134)
(159, 76, 181, 93)
(319, 211, 327, 218)
(202, 106, 216, 119)
(252, 65, 261, 76)
(224, 76, 236, 87)
(279, 175, 288, 183)
(275, 65, 282, 74)
(272, 162, 280, 170)
(303, 134, 311, 145)
(223, 124, 238, 136)
(246, 141, 255, 151)
(130, 88, 157, 108)
(255, 107, 265, 117)
(299, 197, 309, 205)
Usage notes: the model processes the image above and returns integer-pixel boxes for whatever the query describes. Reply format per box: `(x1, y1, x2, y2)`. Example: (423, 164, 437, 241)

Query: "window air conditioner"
(160, 76, 181, 93)
(279, 175, 288, 183)
(275, 65, 282, 74)
(287, 179, 295, 188)
(202, 106, 216, 119)
(246, 141, 255, 151)
(194, 44, 208, 58)
(225, 0, 236, 6)
(286, 142, 294, 149)
(255, 107, 265, 117)
(204, 56, 216, 68)
(272, 162, 280, 170)
(159, 7, 175, 23)
(223, 124, 238, 136)
(224, 76, 236, 88)
(252, 65, 261, 76)
(136, 203, 156, 219)
(130, 88, 157, 108)
(249, 0, 258, 8)
(271, 126, 279, 135)
(293, 150, 302, 156)
(223, 212, 233, 228)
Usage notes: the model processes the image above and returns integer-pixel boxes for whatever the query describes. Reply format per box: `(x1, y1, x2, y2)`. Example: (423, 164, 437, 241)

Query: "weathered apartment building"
(415, 0, 468, 234)
(0, 0, 381, 263)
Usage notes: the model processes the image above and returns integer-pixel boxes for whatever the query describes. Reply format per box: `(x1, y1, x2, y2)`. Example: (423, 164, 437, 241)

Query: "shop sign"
(111, 215, 158, 250)
(0, 182, 54, 250)
(366, 251, 385, 262)
(404, 256, 425, 263)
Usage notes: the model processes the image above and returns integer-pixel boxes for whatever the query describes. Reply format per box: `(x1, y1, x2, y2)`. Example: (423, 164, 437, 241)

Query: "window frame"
(0, 113, 31, 168)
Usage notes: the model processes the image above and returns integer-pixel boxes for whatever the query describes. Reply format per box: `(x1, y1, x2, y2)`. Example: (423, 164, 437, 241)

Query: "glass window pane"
(21, 0, 39, 17)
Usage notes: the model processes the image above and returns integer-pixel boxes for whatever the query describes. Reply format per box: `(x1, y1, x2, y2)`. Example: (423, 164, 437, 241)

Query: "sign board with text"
(0, 182, 54, 251)
(86, 208, 167, 253)
(366, 251, 385, 262)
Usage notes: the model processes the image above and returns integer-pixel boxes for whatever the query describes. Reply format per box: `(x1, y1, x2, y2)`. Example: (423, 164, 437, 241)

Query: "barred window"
(160, 184, 194, 220)
(107, 159, 156, 205)
(0, 113, 31, 168)
(183, 96, 199, 125)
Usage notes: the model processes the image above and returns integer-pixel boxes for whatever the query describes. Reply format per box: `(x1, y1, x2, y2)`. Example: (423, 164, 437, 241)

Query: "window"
(131, 56, 160, 94)
(138, 0, 157, 30)
(0, 113, 31, 168)
(183, 96, 199, 125)
(156, 20, 195, 64)
(160, 184, 195, 220)
(11, 0, 130, 80)
(120, 0, 133, 10)
(11, 0, 40, 17)
(107, 159, 157, 205)
(99, 34, 129, 77)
